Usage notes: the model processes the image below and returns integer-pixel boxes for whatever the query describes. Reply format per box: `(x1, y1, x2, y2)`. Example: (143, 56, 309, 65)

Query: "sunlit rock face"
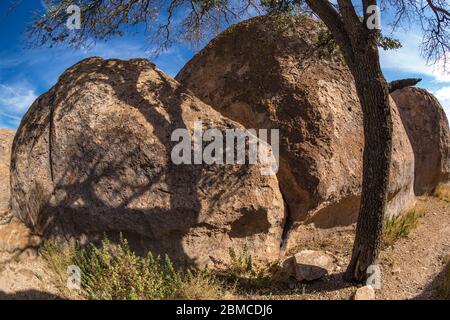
(10, 57, 285, 269)
(176, 15, 416, 249)
(0, 128, 14, 214)
(392, 87, 450, 195)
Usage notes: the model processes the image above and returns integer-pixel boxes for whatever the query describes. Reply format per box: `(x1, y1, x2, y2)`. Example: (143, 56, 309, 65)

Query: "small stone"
(293, 250, 334, 281)
(354, 286, 376, 300)
(281, 256, 295, 277)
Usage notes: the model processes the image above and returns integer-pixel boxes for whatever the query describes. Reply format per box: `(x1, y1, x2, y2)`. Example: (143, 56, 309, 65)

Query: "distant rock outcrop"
(10, 57, 285, 268)
(392, 87, 450, 195)
(0, 129, 39, 261)
(176, 15, 416, 244)
(0, 129, 14, 214)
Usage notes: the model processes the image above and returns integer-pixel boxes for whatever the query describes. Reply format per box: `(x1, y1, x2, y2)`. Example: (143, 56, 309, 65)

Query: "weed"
(227, 244, 280, 290)
(41, 235, 232, 300)
(383, 206, 425, 246)
(434, 184, 450, 202)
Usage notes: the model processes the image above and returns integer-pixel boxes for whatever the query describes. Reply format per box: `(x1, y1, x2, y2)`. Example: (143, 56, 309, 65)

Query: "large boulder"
(176, 15, 416, 238)
(0, 129, 15, 214)
(10, 57, 286, 268)
(392, 87, 450, 195)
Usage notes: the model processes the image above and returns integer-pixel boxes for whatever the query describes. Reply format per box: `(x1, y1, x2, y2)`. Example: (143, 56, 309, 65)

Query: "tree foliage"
(27, 0, 449, 65)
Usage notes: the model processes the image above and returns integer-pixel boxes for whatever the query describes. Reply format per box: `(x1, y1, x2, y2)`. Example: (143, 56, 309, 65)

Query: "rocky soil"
(0, 194, 448, 300)
(0, 251, 60, 300)
(245, 195, 450, 300)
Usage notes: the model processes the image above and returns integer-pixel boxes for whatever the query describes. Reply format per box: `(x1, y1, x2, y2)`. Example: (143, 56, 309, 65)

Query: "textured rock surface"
(354, 286, 376, 300)
(392, 87, 450, 195)
(0, 219, 41, 261)
(293, 250, 334, 281)
(176, 16, 416, 240)
(10, 57, 285, 268)
(0, 129, 14, 214)
(0, 129, 39, 262)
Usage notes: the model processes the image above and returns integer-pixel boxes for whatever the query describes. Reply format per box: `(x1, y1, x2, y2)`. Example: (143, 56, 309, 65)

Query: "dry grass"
(40, 241, 82, 299)
(179, 270, 234, 300)
(434, 184, 450, 202)
(383, 206, 426, 246)
(41, 236, 233, 300)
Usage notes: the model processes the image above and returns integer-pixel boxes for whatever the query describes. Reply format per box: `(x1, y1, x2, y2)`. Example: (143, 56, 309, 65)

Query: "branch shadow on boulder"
(10, 57, 279, 271)
(27, 59, 203, 266)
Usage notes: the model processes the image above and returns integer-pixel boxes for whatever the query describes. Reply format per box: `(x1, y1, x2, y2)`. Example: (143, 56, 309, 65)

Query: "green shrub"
(41, 235, 231, 300)
(383, 206, 425, 246)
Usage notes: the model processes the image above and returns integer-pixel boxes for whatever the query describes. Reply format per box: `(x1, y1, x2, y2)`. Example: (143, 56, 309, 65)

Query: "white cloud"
(0, 56, 22, 69)
(0, 83, 37, 126)
(0, 84, 37, 112)
(435, 86, 450, 115)
(380, 32, 450, 83)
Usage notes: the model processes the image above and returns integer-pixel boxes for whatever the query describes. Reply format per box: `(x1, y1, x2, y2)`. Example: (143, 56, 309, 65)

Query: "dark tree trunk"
(303, 0, 395, 283)
(343, 43, 393, 282)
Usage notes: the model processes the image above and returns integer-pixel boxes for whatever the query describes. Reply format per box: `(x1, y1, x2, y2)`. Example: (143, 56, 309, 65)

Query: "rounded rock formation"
(10, 57, 285, 268)
(176, 16, 416, 240)
(392, 87, 450, 195)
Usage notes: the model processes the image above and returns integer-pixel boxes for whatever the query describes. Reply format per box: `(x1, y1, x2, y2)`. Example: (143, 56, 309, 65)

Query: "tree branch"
(304, 0, 355, 64)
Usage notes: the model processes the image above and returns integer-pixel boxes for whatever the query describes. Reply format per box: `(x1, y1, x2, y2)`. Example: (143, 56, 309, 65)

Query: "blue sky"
(1, 0, 450, 129)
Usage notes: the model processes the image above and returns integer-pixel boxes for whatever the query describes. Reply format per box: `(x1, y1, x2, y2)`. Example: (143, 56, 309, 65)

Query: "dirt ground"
(245, 195, 450, 300)
(0, 250, 60, 300)
(0, 195, 449, 300)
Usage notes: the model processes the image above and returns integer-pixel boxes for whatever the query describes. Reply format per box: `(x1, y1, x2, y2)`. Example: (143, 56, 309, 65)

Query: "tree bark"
(305, 0, 394, 283)
(343, 42, 393, 282)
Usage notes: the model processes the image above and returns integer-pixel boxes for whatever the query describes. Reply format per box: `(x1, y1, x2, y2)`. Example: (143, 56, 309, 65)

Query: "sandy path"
(378, 196, 450, 299)
(247, 196, 450, 300)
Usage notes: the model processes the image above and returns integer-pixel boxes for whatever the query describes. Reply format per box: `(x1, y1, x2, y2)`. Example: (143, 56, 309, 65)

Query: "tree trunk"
(343, 43, 394, 283)
(301, 0, 394, 283)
